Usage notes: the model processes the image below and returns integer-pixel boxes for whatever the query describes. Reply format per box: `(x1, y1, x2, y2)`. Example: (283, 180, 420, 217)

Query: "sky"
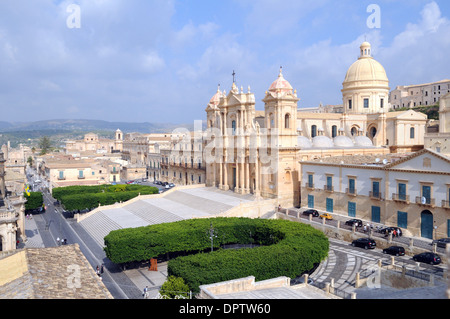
(0, 0, 449, 125)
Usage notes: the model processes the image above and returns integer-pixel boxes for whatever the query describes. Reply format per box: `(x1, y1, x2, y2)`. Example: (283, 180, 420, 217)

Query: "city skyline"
(0, 0, 449, 124)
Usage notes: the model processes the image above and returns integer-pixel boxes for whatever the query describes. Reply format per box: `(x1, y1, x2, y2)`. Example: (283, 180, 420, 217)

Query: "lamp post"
(208, 222, 218, 252)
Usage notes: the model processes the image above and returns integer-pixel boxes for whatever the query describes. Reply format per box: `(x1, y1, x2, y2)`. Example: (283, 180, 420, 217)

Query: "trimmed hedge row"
(24, 192, 44, 210)
(104, 217, 329, 293)
(52, 184, 159, 211)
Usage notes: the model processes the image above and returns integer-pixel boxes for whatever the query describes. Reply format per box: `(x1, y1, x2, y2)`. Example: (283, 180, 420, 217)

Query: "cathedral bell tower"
(262, 68, 300, 207)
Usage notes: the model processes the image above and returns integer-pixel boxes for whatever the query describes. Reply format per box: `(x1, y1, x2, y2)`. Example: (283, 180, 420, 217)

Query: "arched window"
(410, 127, 415, 139)
(311, 125, 317, 138)
(331, 125, 338, 138)
(285, 113, 290, 129)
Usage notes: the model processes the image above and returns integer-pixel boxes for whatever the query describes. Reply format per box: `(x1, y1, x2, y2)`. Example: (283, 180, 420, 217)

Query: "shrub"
(24, 192, 44, 210)
(159, 276, 190, 299)
(52, 184, 159, 211)
(104, 217, 329, 293)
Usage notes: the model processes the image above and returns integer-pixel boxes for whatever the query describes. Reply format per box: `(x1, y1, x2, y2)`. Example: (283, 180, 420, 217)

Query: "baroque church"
(204, 41, 428, 207)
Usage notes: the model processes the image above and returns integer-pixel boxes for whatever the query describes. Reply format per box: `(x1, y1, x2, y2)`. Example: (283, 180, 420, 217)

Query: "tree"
(159, 276, 190, 299)
(27, 156, 33, 167)
(39, 136, 52, 155)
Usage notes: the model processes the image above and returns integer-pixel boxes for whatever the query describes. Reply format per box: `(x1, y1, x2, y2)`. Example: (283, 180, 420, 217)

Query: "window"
(410, 127, 415, 139)
(326, 198, 333, 213)
(398, 183, 407, 201)
(78, 170, 84, 178)
(326, 176, 333, 191)
(307, 195, 314, 208)
(380, 98, 384, 108)
(232, 120, 236, 135)
(398, 211, 408, 229)
(285, 114, 290, 129)
(59, 171, 64, 180)
(371, 206, 381, 223)
(307, 174, 313, 188)
(198, 175, 202, 183)
(348, 202, 356, 217)
(372, 181, 380, 197)
(422, 185, 431, 204)
(349, 178, 355, 194)
(364, 98, 369, 108)
(348, 99, 352, 110)
(332, 125, 337, 138)
(311, 125, 317, 138)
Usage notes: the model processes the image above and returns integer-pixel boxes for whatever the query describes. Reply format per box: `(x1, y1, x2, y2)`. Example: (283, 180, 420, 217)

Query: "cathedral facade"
(204, 42, 428, 208)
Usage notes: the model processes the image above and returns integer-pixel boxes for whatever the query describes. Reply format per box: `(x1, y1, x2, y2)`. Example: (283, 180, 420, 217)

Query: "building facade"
(300, 149, 450, 240)
(204, 41, 428, 207)
(425, 93, 450, 155)
(389, 79, 450, 109)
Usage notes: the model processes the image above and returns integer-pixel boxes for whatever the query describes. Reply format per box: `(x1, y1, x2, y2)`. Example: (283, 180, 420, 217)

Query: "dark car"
(413, 252, 441, 265)
(379, 227, 402, 236)
(382, 246, 405, 256)
(302, 209, 319, 217)
(352, 238, 376, 250)
(345, 219, 363, 227)
(432, 238, 450, 249)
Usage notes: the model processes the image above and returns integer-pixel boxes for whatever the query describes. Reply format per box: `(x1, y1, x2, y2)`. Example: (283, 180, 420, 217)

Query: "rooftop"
(0, 244, 113, 299)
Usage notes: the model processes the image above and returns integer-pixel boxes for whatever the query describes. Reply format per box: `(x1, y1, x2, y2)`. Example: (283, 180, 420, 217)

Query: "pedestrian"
(143, 286, 149, 299)
(100, 264, 104, 274)
(56, 237, 60, 246)
(363, 225, 367, 233)
(393, 229, 397, 238)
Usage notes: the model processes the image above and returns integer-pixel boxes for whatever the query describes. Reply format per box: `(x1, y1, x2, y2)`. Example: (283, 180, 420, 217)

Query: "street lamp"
(208, 222, 218, 252)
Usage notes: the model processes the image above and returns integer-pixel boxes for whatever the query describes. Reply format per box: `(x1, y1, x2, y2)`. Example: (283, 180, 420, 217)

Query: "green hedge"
(52, 184, 159, 211)
(104, 217, 329, 293)
(24, 192, 44, 210)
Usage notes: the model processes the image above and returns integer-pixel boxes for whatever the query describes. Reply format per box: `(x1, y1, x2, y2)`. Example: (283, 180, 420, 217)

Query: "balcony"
(57, 176, 66, 181)
(369, 191, 383, 200)
(305, 182, 314, 190)
(346, 188, 357, 196)
(415, 196, 435, 207)
(324, 185, 334, 192)
(0, 209, 19, 224)
(392, 193, 410, 203)
(442, 200, 450, 209)
(77, 176, 85, 180)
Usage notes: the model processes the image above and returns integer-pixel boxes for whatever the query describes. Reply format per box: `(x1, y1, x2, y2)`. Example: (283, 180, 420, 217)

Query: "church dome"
(297, 136, 312, 149)
(269, 67, 293, 93)
(333, 135, 354, 148)
(354, 135, 374, 147)
(343, 42, 389, 88)
(312, 136, 334, 148)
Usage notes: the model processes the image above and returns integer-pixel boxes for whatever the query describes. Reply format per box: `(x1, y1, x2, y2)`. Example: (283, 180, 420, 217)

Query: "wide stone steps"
(79, 211, 122, 247)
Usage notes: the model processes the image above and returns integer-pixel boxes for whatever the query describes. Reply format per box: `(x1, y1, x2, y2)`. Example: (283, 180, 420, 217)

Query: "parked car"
(126, 180, 134, 184)
(302, 209, 319, 217)
(351, 238, 376, 250)
(169, 183, 175, 188)
(320, 213, 333, 220)
(165, 184, 170, 189)
(432, 238, 450, 248)
(382, 246, 405, 256)
(413, 252, 441, 265)
(345, 219, 363, 227)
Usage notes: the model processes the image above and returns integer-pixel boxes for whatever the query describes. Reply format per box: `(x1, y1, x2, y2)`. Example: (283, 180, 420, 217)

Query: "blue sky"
(0, 0, 449, 124)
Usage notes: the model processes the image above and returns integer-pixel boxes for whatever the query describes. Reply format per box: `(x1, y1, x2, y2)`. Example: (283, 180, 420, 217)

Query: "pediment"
(386, 148, 450, 173)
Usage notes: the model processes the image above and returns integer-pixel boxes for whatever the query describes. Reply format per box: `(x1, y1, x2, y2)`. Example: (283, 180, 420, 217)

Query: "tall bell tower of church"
(262, 68, 300, 207)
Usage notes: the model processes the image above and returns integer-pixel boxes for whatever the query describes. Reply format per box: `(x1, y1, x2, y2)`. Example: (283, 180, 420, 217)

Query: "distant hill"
(0, 119, 203, 134)
(0, 119, 206, 148)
